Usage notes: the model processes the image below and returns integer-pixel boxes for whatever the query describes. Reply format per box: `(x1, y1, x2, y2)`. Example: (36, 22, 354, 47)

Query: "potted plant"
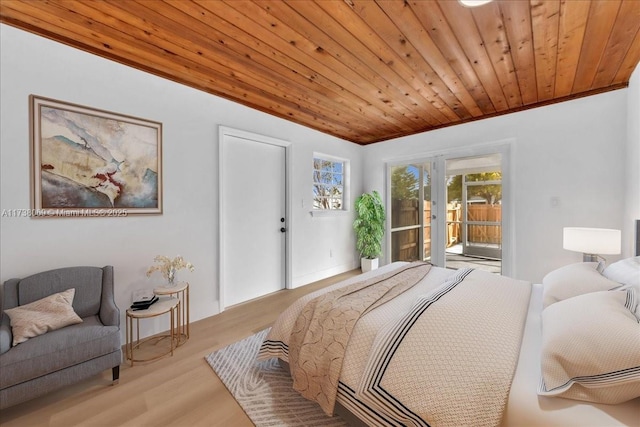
(353, 190, 386, 272)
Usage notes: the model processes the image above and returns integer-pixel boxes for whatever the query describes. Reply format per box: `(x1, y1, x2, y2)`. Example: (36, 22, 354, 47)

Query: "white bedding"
(260, 263, 640, 426)
(501, 283, 640, 427)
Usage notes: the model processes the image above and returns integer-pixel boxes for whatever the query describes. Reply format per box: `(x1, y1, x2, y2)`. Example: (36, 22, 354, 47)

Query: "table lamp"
(563, 227, 621, 262)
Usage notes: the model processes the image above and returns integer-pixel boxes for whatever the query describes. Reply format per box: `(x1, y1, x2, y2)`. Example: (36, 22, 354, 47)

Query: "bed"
(258, 260, 640, 426)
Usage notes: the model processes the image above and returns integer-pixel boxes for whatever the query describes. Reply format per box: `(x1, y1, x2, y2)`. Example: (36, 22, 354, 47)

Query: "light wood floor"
(0, 269, 360, 427)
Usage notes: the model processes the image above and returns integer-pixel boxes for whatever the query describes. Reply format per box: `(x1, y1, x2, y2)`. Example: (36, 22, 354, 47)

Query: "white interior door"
(220, 129, 288, 309)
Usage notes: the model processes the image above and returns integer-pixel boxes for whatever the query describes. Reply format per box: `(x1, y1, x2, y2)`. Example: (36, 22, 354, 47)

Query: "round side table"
(125, 298, 180, 366)
(154, 282, 189, 346)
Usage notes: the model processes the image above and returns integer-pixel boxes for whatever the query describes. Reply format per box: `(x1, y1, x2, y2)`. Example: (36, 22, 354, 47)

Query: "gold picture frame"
(30, 96, 162, 217)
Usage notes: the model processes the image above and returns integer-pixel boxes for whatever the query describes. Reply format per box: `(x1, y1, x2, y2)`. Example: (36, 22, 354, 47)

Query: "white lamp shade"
(563, 227, 621, 255)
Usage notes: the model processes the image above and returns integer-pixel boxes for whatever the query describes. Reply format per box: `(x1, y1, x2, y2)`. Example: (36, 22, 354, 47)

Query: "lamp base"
(582, 253, 598, 262)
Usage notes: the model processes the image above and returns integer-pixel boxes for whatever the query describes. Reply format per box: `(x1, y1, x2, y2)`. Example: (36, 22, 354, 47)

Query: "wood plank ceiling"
(2, 0, 639, 145)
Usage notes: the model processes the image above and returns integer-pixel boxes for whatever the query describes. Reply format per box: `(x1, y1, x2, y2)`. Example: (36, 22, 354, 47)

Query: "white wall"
(625, 64, 640, 255)
(363, 90, 630, 283)
(2, 23, 637, 342)
(287, 139, 362, 286)
(0, 25, 361, 342)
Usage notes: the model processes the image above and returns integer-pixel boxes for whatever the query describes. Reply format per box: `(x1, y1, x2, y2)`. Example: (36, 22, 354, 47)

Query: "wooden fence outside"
(391, 199, 501, 261)
(465, 204, 502, 244)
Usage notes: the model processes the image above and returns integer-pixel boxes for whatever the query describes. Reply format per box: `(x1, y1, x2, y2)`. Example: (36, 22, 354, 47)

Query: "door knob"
(281, 217, 285, 222)
(280, 227, 286, 233)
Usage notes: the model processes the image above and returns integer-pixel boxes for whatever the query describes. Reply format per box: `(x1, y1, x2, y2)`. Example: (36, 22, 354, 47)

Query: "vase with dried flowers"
(147, 255, 195, 286)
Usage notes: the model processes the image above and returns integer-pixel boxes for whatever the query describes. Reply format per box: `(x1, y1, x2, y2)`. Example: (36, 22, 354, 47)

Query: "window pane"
(391, 199, 419, 227)
(321, 171, 332, 184)
(423, 163, 432, 261)
(391, 229, 419, 262)
(391, 165, 420, 227)
(313, 156, 347, 210)
(423, 164, 431, 202)
(467, 224, 502, 245)
(391, 165, 419, 200)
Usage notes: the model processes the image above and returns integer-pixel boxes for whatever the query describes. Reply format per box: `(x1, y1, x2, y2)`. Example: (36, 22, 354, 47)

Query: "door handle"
(280, 227, 286, 233)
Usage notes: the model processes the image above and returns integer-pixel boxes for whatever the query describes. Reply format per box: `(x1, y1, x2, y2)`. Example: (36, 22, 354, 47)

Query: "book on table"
(130, 295, 159, 310)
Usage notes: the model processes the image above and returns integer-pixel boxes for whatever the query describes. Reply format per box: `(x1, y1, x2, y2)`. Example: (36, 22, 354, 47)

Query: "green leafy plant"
(353, 190, 386, 259)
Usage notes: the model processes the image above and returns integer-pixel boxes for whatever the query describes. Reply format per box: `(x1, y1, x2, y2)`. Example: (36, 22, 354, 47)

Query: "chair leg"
(112, 365, 120, 385)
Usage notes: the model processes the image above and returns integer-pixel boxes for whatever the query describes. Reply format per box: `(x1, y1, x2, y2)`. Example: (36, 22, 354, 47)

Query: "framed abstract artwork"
(30, 96, 162, 217)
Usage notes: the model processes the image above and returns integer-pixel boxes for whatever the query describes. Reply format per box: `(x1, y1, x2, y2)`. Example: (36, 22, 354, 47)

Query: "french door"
(389, 162, 433, 263)
(388, 146, 510, 275)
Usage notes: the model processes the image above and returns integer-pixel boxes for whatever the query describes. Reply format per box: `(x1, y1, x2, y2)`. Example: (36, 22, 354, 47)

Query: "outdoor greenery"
(391, 166, 501, 204)
(446, 172, 502, 204)
(391, 166, 419, 200)
(353, 190, 386, 259)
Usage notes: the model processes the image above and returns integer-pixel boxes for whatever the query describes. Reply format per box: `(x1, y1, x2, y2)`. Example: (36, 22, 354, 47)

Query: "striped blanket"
(258, 263, 531, 427)
(288, 262, 432, 415)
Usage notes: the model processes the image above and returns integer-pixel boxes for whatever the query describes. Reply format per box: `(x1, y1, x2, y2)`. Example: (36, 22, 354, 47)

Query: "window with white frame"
(313, 155, 347, 210)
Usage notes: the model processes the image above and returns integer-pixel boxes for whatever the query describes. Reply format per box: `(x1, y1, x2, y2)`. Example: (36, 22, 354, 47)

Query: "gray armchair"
(0, 266, 122, 409)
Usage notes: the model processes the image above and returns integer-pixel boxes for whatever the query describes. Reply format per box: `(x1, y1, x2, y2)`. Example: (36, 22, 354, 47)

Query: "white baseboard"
(292, 262, 359, 289)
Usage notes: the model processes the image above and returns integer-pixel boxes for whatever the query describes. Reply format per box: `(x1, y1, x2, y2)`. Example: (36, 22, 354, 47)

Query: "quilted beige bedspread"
(258, 263, 531, 427)
(288, 262, 432, 415)
(357, 268, 531, 426)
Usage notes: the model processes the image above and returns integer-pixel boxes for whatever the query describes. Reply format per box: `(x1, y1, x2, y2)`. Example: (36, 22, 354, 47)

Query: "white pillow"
(542, 262, 620, 308)
(538, 289, 640, 404)
(603, 256, 640, 288)
(4, 288, 83, 346)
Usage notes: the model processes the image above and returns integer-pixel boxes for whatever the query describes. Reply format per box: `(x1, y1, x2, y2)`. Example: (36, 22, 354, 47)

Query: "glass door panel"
(465, 183, 501, 259)
(445, 155, 502, 273)
(390, 163, 432, 262)
(388, 150, 508, 274)
(422, 163, 432, 262)
(391, 228, 420, 261)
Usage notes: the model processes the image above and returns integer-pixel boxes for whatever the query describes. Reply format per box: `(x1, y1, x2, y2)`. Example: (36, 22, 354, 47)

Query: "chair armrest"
(0, 279, 18, 354)
(99, 298, 120, 327)
(99, 266, 120, 327)
(0, 315, 12, 354)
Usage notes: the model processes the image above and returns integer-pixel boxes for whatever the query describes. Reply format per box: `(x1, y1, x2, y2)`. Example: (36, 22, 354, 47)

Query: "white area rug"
(205, 328, 348, 427)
